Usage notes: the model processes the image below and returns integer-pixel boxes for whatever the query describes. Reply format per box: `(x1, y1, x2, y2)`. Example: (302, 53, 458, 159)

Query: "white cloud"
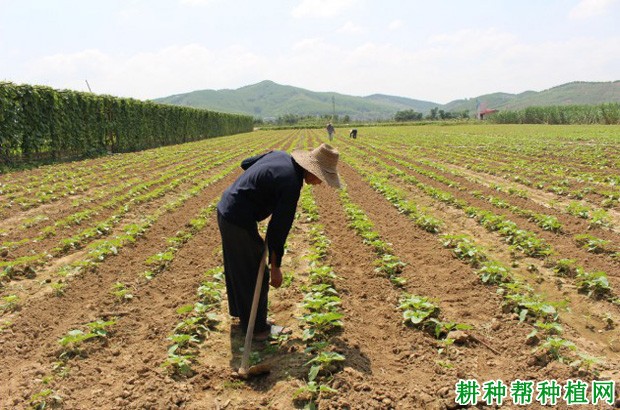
(178, 0, 217, 5)
(24, 45, 266, 99)
(273, 29, 620, 102)
(337, 21, 363, 34)
(292, 0, 358, 18)
(16, 26, 620, 104)
(292, 38, 324, 51)
(388, 19, 403, 31)
(569, 0, 618, 20)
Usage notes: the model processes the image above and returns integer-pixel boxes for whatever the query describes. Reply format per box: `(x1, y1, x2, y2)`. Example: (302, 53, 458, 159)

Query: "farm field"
(1, 124, 620, 409)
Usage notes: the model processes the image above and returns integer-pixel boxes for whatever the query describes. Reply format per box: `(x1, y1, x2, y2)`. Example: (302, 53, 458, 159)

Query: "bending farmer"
(326, 123, 335, 141)
(217, 143, 341, 341)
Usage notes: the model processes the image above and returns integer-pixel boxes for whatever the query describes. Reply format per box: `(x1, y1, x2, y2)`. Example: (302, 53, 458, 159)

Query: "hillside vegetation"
(445, 81, 620, 113)
(154, 80, 620, 121)
(154, 80, 437, 121)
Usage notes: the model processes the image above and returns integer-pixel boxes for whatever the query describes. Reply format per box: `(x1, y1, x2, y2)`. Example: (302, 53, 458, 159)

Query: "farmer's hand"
(270, 265, 283, 288)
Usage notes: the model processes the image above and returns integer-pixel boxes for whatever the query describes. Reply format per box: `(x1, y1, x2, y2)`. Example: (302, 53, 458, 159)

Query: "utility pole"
(331, 95, 336, 122)
(85, 79, 92, 93)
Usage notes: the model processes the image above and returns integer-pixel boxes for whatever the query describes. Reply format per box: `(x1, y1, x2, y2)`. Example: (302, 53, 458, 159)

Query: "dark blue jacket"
(217, 150, 304, 267)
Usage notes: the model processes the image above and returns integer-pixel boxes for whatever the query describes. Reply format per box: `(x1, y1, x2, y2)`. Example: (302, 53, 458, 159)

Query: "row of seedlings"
(337, 178, 472, 359)
(294, 185, 345, 408)
(161, 133, 303, 377)
(26, 317, 118, 409)
(45, 156, 246, 295)
(28, 202, 226, 405)
(341, 149, 601, 371)
(1, 130, 267, 252)
(163, 266, 225, 376)
(368, 141, 620, 259)
(414, 156, 617, 232)
(345, 146, 618, 304)
(1, 146, 181, 213)
(0, 132, 238, 222)
(142, 199, 218, 281)
(440, 234, 596, 368)
(0, 142, 246, 279)
(423, 140, 620, 209)
(24, 135, 293, 406)
(363, 141, 569, 234)
(355, 141, 566, 237)
(2, 136, 281, 307)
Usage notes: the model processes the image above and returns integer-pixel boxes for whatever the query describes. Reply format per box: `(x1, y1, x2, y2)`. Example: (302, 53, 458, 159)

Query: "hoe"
(235, 241, 271, 379)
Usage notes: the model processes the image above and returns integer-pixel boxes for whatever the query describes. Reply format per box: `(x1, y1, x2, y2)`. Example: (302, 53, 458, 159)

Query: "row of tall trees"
(490, 103, 620, 125)
(254, 113, 352, 126)
(0, 82, 253, 165)
(394, 108, 470, 122)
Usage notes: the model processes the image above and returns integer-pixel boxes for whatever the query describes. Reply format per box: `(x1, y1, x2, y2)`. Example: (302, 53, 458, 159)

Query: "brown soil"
(1, 129, 618, 410)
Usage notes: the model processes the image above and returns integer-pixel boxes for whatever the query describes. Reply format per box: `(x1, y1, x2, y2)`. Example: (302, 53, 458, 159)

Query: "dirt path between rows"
(310, 162, 578, 409)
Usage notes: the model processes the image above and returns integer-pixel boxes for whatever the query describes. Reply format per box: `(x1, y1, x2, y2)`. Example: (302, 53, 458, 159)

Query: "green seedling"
(301, 312, 344, 341)
(553, 259, 578, 277)
(399, 295, 440, 328)
(293, 381, 338, 409)
(535, 215, 562, 232)
(374, 253, 406, 276)
(50, 281, 66, 297)
(574, 234, 612, 254)
(570, 353, 601, 374)
(589, 209, 612, 229)
(390, 276, 407, 287)
(429, 319, 473, 339)
(207, 266, 225, 282)
(527, 321, 563, 341)
(197, 281, 223, 305)
(307, 351, 345, 381)
(308, 265, 336, 285)
(478, 212, 507, 231)
(302, 293, 341, 313)
(575, 270, 612, 299)
(174, 316, 210, 337)
(509, 233, 553, 258)
(167, 333, 199, 349)
(193, 308, 219, 328)
(415, 214, 442, 233)
(145, 249, 174, 269)
(162, 346, 194, 376)
(58, 330, 98, 358)
(0, 320, 13, 331)
(436, 360, 455, 369)
(110, 282, 133, 302)
(501, 283, 559, 322)
(0, 294, 20, 312)
(535, 337, 576, 361)
(442, 234, 487, 267)
(478, 261, 511, 285)
(282, 271, 294, 287)
(29, 389, 62, 410)
(86, 319, 116, 337)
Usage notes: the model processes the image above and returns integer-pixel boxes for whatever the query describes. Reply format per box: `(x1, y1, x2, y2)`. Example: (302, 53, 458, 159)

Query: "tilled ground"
(1, 128, 619, 409)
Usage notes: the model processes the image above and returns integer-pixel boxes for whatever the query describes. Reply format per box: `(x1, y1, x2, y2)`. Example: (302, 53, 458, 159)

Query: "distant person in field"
(217, 144, 341, 341)
(326, 123, 335, 141)
(349, 129, 357, 139)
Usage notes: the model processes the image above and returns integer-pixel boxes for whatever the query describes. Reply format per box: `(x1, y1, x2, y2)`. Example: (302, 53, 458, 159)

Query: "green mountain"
(153, 80, 620, 120)
(444, 81, 620, 114)
(153, 80, 438, 120)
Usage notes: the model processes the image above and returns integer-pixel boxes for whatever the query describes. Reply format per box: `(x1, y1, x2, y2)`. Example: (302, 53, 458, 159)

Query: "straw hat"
(292, 143, 341, 188)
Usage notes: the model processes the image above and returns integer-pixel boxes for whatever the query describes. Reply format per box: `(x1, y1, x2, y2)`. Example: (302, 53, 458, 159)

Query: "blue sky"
(1, 0, 619, 103)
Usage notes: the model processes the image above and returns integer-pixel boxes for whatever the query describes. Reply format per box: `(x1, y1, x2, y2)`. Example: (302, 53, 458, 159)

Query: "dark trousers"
(217, 211, 270, 333)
